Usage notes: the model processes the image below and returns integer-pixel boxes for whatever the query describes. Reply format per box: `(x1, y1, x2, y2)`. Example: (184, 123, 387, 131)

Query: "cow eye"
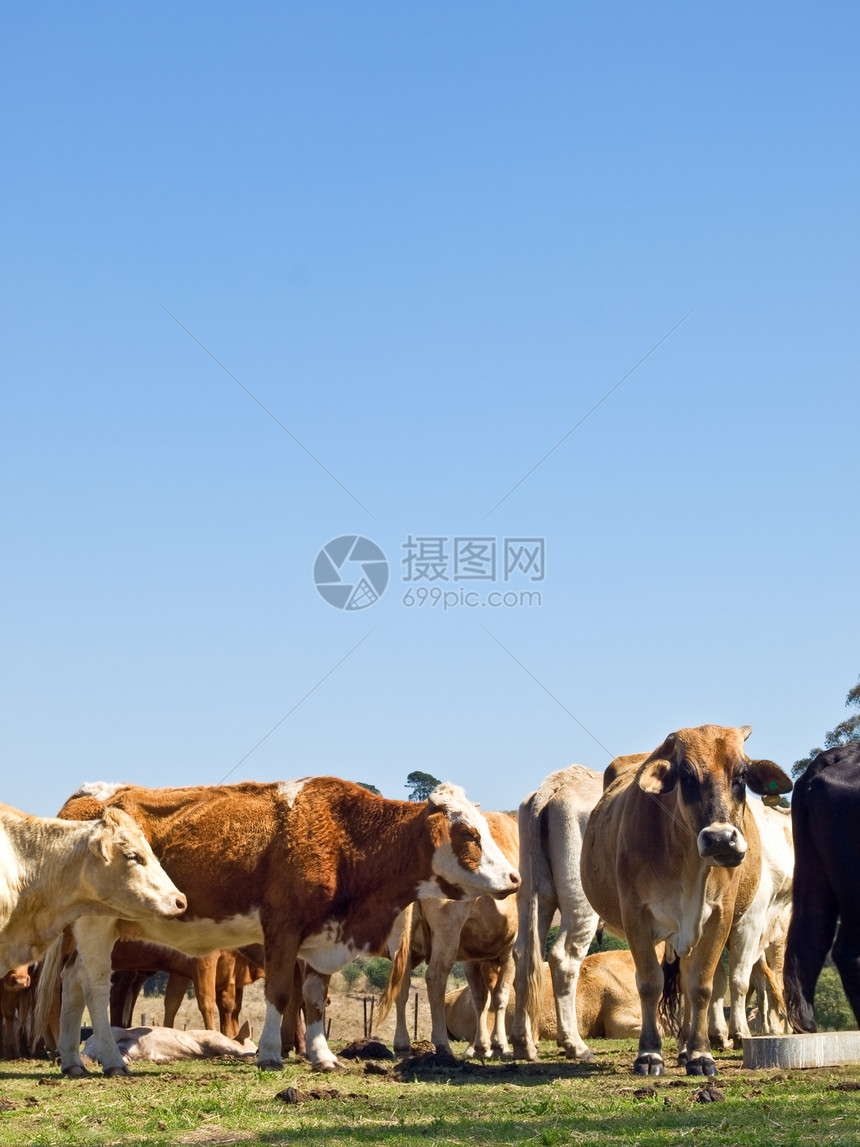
(125, 852, 145, 865)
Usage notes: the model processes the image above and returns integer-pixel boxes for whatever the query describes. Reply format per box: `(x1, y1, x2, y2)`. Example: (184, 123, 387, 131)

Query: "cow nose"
(509, 869, 522, 891)
(698, 825, 746, 865)
(172, 893, 188, 914)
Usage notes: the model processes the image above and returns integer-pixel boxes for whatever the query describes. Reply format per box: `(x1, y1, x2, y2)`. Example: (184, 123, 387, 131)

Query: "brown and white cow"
(580, 725, 792, 1076)
(0, 803, 186, 976)
(379, 811, 520, 1058)
(40, 777, 519, 1076)
(510, 765, 604, 1062)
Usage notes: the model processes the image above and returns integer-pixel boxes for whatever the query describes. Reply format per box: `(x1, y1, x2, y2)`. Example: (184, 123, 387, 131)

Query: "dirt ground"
(136, 971, 438, 1049)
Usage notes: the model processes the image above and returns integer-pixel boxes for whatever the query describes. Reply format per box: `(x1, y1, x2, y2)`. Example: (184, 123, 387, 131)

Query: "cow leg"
(680, 917, 731, 1076)
(73, 918, 129, 1077)
(424, 935, 459, 1055)
(1, 993, 19, 1059)
(547, 906, 599, 1061)
(487, 953, 515, 1059)
(56, 959, 89, 1076)
(462, 961, 492, 1058)
(832, 918, 860, 1027)
(163, 973, 191, 1027)
(511, 892, 556, 1061)
(302, 969, 341, 1072)
(628, 935, 666, 1075)
(708, 956, 731, 1049)
(192, 953, 219, 1031)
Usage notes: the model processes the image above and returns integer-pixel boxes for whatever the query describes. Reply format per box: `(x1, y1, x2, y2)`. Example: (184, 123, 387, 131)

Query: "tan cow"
(510, 765, 604, 1062)
(0, 803, 186, 975)
(445, 948, 646, 1043)
(38, 778, 519, 1077)
(379, 811, 519, 1057)
(580, 725, 792, 1076)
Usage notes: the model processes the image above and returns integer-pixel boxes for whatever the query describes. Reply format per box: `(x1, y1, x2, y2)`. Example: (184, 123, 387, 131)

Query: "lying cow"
(446, 949, 646, 1043)
(581, 725, 792, 1076)
(0, 803, 186, 975)
(38, 777, 519, 1076)
(83, 1022, 256, 1063)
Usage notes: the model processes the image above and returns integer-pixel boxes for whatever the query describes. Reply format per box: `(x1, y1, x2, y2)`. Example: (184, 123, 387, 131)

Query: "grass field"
(2, 1037, 860, 1147)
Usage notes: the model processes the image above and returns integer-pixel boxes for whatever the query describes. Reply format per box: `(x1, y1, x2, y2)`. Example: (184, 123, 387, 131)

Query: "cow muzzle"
(489, 869, 521, 899)
(697, 824, 747, 867)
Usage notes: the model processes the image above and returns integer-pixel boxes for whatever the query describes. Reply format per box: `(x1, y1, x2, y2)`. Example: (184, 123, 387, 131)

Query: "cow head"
(83, 808, 188, 918)
(637, 725, 792, 867)
(421, 783, 521, 901)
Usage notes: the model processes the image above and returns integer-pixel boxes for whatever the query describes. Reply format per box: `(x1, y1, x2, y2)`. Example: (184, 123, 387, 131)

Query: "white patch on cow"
(299, 920, 371, 973)
(276, 778, 309, 808)
(650, 866, 715, 959)
(415, 879, 450, 901)
(72, 781, 127, 801)
(120, 910, 263, 956)
(427, 785, 519, 899)
(306, 1018, 340, 1068)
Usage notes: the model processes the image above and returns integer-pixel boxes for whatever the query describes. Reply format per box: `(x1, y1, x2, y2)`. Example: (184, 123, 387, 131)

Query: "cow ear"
(745, 758, 793, 798)
(740, 725, 753, 741)
(89, 823, 111, 862)
(638, 759, 676, 794)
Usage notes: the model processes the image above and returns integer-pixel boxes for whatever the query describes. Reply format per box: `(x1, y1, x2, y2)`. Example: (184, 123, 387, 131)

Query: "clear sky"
(3, 2, 858, 818)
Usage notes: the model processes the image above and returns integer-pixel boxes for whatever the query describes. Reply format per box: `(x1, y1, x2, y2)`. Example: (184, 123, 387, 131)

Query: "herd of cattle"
(1, 725, 858, 1080)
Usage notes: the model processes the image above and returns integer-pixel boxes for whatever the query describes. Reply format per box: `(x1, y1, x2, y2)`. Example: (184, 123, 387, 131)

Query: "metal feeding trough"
(743, 1032, 860, 1069)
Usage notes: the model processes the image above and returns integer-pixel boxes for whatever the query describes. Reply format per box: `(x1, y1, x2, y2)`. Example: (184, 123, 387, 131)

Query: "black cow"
(784, 743, 860, 1031)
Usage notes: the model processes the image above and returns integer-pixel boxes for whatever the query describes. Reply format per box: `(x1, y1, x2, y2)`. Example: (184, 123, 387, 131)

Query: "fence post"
(414, 991, 419, 1041)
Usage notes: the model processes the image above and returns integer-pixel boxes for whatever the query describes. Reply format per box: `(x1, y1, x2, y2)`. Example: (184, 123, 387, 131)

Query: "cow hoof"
(577, 1048, 595, 1064)
(686, 1056, 717, 1077)
(257, 1058, 284, 1072)
(61, 1065, 90, 1079)
(103, 1065, 131, 1078)
(311, 1058, 346, 1074)
(633, 1054, 664, 1076)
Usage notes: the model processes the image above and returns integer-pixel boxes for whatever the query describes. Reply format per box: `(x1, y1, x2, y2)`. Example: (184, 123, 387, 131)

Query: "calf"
(39, 777, 519, 1076)
(380, 811, 519, 1058)
(83, 1022, 256, 1063)
(581, 725, 791, 1075)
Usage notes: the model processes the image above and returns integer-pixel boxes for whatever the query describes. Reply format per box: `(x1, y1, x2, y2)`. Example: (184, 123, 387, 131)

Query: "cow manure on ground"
(829, 1081, 860, 1091)
(692, 1084, 725, 1103)
(276, 1086, 365, 1105)
(395, 1049, 462, 1076)
(0, 1098, 17, 1111)
(363, 1062, 392, 1076)
(339, 1039, 394, 1060)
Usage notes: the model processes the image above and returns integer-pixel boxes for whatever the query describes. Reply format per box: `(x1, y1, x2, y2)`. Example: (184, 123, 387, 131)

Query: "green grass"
(1, 1040, 860, 1146)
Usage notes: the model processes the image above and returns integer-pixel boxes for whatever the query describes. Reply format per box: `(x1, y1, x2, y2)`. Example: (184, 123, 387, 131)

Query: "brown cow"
(1, 967, 32, 1059)
(445, 949, 646, 1043)
(379, 811, 519, 1057)
(580, 725, 791, 1076)
(39, 777, 519, 1076)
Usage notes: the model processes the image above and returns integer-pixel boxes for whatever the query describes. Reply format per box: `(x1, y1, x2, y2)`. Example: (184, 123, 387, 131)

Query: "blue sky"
(3, 2, 858, 818)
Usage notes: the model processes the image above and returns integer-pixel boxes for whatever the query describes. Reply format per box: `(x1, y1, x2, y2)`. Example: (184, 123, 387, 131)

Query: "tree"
(793, 675, 860, 778)
(357, 782, 381, 795)
(405, 770, 441, 801)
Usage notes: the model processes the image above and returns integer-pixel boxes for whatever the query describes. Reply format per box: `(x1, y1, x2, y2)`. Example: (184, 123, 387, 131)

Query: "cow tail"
(376, 902, 414, 1026)
(520, 796, 545, 1037)
(658, 948, 682, 1036)
(32, 933, 68, 1054)
(757, 955, 788, 1030)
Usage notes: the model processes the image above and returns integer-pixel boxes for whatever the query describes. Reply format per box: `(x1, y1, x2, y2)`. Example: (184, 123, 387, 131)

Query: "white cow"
(510, 765, 604, 1062)
(0, 803, 187, 973)
(708, 798, 794, 1045)
(83, 1022, 256, 1063)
